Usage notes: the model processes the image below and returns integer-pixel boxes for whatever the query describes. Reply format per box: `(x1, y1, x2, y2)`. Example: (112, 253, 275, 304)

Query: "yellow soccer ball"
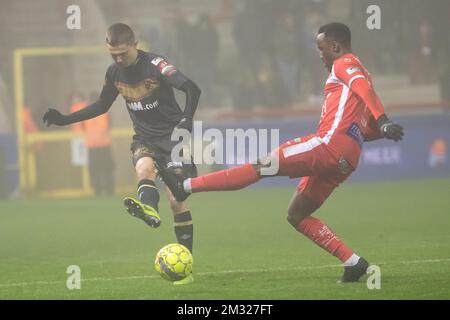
(154, 243, 193, 281)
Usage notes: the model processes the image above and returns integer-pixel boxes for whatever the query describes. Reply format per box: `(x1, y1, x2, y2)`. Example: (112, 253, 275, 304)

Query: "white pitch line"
(0, 258, 449, 289)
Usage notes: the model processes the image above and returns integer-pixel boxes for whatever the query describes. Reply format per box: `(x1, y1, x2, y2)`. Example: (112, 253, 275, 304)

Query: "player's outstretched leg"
(156, 159, 260, 202)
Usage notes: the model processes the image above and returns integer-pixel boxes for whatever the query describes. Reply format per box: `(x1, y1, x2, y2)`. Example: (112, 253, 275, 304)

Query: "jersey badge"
(346, 66, 360, 75)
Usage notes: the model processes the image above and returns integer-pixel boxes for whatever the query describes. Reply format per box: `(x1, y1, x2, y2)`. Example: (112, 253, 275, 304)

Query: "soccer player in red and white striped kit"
(157, 23, 404, 282)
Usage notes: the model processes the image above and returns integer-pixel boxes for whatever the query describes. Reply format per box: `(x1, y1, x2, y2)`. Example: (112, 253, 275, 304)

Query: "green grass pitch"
(0, 178, 449, 299)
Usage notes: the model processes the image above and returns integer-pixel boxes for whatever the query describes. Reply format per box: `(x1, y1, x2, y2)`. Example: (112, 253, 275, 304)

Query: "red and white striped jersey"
(315, 53, 383, 169)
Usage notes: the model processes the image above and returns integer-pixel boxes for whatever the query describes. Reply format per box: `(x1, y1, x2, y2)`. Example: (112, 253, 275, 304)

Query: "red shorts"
(273, 134, 354, 207)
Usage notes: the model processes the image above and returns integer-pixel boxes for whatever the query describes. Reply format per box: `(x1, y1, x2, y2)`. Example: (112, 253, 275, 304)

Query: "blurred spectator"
(429, 0, 450, 103)
(409, 18, 435, 84)
(229, 64, 259, 110)
(270, 12, 302, 107)
(303, 10, 326, 104)
(191, 13, 220, 108)
(232, 0, 267, 92)
(70, 92, 115, 196)
(231, 0, 282, 110)
(23, 105, 45, 194)
(169, 6, 197, 75)
(145, 5, 196, 75)
(256, 55, 288, 109)
(23, 106, 39, 135)
(23, 106, 43, 153)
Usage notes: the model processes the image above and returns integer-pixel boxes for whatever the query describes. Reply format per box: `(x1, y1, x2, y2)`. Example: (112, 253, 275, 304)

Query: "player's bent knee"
(287, 210, 305, 228)
(286, 214, 298, 228)
(287, 192, 319, 227)
(287, 202, 317, 228)
(286, 211, 311, 228)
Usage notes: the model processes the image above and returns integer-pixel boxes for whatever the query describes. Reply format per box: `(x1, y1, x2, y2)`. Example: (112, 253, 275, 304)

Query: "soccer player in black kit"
(43, 23, 200, 285)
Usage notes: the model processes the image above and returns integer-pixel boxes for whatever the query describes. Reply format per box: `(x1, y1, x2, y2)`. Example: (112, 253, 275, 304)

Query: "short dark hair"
(106, 23, 135, 46)
(318, 22, 351, 47)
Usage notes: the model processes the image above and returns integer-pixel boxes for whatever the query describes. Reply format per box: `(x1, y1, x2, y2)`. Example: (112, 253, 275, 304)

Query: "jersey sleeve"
(70, 104, 85, 132)
(99, 66, 119, 107)
(362, 112, 384, 142)
(333, 57, 367, 88)
(149, 56, 189, 89)
(334, 57, 385, 120)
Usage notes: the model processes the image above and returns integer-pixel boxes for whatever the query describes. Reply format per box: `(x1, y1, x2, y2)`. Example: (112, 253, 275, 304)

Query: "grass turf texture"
(0, 178, 449, 299)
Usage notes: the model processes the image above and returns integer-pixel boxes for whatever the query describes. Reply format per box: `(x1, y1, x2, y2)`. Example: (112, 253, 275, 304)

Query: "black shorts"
(130, 134, 197, 179)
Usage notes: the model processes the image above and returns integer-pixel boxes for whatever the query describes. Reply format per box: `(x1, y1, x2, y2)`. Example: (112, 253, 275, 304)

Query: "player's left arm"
(176, 79, 201, 132)
(363, 115, 383, 142)
(351, 78, 404, 142)
(153, 58, 201, 132)
(334, 61, 404, 142)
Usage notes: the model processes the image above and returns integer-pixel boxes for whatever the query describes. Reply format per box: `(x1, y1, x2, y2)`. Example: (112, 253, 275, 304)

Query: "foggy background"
(0, 0, 448, 198)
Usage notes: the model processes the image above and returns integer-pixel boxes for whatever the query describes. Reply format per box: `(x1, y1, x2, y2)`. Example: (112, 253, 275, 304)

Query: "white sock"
(343, 254, 360, 267)
(183, 178, 192, 193)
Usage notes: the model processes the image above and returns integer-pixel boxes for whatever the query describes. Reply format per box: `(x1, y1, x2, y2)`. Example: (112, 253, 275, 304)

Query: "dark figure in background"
(191, 13, 220, 108)
(270, 12, 302, 107)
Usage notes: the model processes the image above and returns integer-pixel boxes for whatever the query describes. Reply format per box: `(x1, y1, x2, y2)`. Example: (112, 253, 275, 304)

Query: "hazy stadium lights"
(170, 121, 280, 175)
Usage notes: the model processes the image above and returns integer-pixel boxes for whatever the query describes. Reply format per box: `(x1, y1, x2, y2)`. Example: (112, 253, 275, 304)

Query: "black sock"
(174, 211, 194, 253)
(137, 179, 159, 212)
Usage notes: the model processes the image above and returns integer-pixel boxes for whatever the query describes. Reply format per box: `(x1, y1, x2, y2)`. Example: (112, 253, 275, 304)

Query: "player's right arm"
(43, 67, 119, 127)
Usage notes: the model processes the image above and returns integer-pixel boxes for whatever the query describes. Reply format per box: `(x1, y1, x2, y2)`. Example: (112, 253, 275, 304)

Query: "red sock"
(297, 216, 353, 263)
(191, 164, 260, 192)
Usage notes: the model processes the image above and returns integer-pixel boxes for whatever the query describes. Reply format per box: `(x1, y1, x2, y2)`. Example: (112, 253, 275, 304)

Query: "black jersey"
(100, 50, 190, 137)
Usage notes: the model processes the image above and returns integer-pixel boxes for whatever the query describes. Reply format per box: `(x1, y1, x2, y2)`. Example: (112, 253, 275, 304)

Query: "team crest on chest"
(115, 78, 159, 102)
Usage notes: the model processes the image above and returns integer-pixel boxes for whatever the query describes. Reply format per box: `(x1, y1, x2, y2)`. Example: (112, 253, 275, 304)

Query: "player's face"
(107, 42, 138, 67)
(316, 33, 335, 72)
